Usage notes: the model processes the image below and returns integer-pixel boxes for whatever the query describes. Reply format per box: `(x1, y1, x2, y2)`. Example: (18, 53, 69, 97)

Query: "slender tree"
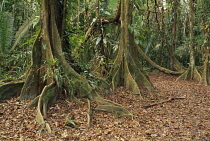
(168, 0, 186, 72)
(200, 0, 210, 85)
(177, 0, 201, 81)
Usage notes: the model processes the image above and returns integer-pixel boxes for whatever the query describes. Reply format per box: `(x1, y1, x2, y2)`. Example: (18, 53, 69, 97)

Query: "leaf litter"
(0, 72, 209, 140)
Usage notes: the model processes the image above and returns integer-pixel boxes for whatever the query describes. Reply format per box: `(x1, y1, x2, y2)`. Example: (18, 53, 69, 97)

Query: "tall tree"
(0, 0, 131, 132)
(177, 0, 201, 81)
(199, 0, 210, 85)
(168, 0, 186, 72)
(109, 0, 153, 95)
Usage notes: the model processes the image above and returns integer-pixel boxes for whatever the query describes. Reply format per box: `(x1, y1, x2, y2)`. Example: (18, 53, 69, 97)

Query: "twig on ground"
(142, 97, 185, 108)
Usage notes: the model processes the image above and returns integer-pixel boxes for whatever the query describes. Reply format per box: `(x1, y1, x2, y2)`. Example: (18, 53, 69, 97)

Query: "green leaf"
(10, 14, 40, 51)
(96, 37, 102, 45)
(104, 11, 111, 15)
(0, 12, 14, 53)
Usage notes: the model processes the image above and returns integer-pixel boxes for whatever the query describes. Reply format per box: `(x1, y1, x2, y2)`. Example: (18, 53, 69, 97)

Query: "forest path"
(0, 72, 210, 140)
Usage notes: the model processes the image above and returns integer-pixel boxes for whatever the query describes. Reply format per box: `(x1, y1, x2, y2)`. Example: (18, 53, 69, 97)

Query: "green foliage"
(175, 45, 190, 58)
(0, 0, 40, 79)
(69, 30, 86, 58)
(82, 70, 100, 90)
(1, 0, 210, 86)
(43, 58, 63, 88)
(0, 12, 14, 53)
(107, 0, 119, 11)
(10, 14, 40, 51)
(0, 50, 32, 79)
(64, 76, 76, 100)
(69, 30, 86, 47)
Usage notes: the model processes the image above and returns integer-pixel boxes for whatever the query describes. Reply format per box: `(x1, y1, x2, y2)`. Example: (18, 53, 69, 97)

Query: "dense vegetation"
(0, 0, 209, 135)
(0, 0, 209, 80)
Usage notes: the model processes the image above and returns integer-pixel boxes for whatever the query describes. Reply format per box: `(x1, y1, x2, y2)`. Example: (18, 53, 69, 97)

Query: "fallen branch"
(142, 97, 185, 108)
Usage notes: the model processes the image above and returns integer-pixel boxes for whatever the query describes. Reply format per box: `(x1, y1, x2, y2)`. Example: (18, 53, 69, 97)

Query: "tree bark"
(0, 0, 132, 133)
(109, 0, 153, 95)
(200, 0, 210, 85)
(176, 0, 201, 81)
(168, 0, 186, 72)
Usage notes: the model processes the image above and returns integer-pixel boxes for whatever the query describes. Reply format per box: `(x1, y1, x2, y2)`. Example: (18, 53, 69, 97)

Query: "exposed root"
(134, 42, 184, 75)
(176, 67, 201, 81)
(37, 122, 52, 136)
(91, 91, 133, 118)
(36, 82, 56, 133)
(170, 55, 187, 72)
(0, 80, 24, 100)
(87, 99, 92, 127)
(124, 60, 141, 94)
(109, 40, 153, 96)
(0, 0, 134, 135)
(28, 95, 40, 108)
(96, 105, 132, 118)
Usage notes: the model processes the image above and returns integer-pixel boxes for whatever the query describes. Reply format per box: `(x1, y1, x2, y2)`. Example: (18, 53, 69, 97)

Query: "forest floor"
(0, 72, 210, 141)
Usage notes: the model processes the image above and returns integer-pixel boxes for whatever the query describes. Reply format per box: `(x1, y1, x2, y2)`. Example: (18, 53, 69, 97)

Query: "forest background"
(0, 0, 209, 140)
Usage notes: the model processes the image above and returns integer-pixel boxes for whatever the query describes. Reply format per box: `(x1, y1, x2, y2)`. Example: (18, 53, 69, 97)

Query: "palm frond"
(10, 14, 40, 51)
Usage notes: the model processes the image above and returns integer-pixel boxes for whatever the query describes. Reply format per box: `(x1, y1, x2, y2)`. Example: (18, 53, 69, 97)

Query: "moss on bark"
(109, 0, 153, 96)
(0, 0, 133, 133)
(0, 81, 24, 100)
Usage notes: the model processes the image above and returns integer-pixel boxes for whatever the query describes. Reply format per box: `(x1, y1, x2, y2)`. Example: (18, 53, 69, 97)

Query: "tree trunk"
(176, 0, 201, 81)
(200, 0, 210, 85)
(200, 47, 210, 85)
(0, 0, 132, 133)
(109, 0, 153, 96)
(168, 0, 186, 72)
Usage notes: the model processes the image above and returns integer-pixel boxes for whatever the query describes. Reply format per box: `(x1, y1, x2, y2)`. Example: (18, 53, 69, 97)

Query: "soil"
(0, 72, 210, 140)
